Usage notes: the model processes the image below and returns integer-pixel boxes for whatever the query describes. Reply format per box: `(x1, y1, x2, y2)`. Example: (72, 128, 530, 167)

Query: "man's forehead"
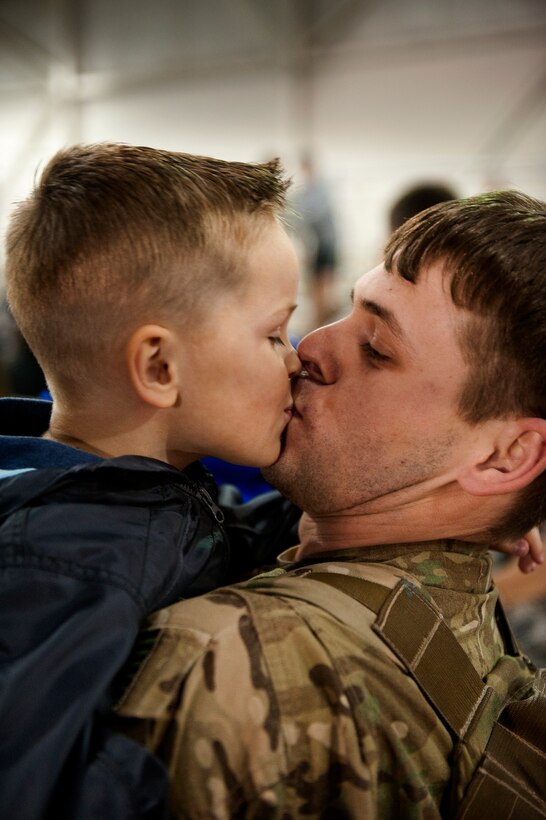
(353, 259, 454, 300)
(352, 260, 467, 349)
(354, 263, 387, 290)
(351, 264, 400, 308)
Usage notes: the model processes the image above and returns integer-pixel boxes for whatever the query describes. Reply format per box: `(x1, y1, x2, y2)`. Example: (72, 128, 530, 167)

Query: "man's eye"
(361, 342, 391, 364)
(269, 335, 286, 347)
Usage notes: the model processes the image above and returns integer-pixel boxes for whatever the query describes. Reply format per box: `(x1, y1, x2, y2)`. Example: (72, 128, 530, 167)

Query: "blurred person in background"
(290, 153, 340, 329)
(388, 182, 457, 233)
(388, 181, 458, 232)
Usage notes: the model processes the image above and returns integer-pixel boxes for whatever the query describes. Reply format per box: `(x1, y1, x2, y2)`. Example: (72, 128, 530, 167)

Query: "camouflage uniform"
(115, 540, 514, 818)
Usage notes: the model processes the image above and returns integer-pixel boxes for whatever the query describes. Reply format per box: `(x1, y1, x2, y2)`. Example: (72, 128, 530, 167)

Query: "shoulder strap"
(456, 671, 546, 820)
(310, 572, 492, 739)
(309, 571, 546, 819)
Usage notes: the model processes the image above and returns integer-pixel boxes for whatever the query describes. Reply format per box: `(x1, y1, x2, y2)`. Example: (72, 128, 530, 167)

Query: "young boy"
(0, 144, 302, 818)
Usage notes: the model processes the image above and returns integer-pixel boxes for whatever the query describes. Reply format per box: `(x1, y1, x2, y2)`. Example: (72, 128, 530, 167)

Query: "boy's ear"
(458, 418, 546, 496)
(126, 325, 180, 409)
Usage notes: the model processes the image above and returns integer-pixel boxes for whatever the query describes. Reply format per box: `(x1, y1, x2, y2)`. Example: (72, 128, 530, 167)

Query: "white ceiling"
(1, 0, 545, 300)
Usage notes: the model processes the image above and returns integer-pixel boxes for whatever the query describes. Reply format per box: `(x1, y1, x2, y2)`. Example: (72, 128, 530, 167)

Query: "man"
(111, 189, 546, 816)
(113, 190, 546, 818)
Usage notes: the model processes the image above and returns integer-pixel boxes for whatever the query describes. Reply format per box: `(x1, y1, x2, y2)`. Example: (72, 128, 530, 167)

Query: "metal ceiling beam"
(0, 14, 66, 71)
(2, 2, 544, 103)
(60, 21, 546, 103)
(293, 0, 373, 50)
(285, 0, 373, 152)
(478, 70, 546, 163)
(220, 0, 280, 40)
(49, 0, 85, 141)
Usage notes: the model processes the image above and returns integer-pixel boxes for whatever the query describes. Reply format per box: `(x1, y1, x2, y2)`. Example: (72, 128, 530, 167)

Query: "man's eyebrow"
(350, 288, 405, 342)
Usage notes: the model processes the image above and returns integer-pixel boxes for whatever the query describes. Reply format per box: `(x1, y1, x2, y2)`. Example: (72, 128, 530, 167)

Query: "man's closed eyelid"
(361, 342, 391, 363)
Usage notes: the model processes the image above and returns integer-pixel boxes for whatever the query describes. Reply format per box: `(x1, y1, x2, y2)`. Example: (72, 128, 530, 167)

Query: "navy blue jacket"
(0, 398, 300, 818)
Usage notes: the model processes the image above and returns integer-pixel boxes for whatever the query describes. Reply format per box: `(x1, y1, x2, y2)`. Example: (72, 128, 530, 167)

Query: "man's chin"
(261, 447, 288, 488)
(261, 422, 302, 488)
(266, 424, 288, 465)
(261, 455, 283, 486)
(261, 459, 279, 485)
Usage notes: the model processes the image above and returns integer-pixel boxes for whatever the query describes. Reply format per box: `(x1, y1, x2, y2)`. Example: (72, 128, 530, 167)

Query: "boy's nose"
(286, 346, 302, 379)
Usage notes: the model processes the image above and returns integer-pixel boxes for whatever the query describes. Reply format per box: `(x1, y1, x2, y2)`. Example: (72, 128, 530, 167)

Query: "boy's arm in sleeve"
(219, 486, 302, 580)
(0, 564, 172, 819)
(0, 460, 231, 819)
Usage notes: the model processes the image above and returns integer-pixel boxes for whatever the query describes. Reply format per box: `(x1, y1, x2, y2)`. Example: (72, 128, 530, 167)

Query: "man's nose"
(296, 324, 338, 384)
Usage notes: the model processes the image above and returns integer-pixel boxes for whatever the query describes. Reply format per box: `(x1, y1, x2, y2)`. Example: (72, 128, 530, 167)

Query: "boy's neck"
(42, 428, 112, 460)
(44, 408, 197, 470)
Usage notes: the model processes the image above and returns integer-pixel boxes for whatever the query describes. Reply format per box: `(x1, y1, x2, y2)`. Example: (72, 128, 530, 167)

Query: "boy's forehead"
(217, 210, 280, 243)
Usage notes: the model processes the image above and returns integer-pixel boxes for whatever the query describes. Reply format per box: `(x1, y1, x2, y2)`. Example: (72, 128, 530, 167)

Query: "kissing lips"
(291, 401, 302, 419)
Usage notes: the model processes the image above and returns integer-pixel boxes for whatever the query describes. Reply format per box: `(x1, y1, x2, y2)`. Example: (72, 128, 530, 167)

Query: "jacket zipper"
(197, 485, 225, 525)
(182, 478, 225, 526)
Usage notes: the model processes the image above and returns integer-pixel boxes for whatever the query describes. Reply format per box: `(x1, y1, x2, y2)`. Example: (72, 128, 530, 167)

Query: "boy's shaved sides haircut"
(384, 190, 546, 537)
(5, 143, 290, 396)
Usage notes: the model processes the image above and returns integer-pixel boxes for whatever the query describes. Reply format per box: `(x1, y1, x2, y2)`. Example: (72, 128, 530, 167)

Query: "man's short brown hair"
(5, 143, 289, 395)
(384, 190, 546, 538)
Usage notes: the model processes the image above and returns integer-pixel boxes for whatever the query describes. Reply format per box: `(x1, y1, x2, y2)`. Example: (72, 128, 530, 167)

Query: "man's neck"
(295, 482, 504, 560)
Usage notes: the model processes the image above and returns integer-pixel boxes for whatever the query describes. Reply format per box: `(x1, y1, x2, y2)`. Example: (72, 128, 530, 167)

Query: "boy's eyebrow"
(272, 304, 298, 320)
(350, 288, 405, 343)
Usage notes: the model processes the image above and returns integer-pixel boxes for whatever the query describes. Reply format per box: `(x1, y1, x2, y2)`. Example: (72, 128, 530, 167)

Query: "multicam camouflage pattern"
(115, 540, 516, 819)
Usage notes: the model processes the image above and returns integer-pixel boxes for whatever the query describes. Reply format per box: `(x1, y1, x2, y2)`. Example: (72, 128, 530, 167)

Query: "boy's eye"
(361, 342, 391, 365)
(269, 335, 286, 347)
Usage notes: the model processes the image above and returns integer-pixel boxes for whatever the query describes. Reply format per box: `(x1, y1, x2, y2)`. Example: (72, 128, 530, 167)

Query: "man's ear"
(458, 418, 546, 496)
(126, 325, 180, 409)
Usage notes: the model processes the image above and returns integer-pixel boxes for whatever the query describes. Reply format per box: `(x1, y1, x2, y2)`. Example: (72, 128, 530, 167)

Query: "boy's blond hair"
(5, 143, 289, 396)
